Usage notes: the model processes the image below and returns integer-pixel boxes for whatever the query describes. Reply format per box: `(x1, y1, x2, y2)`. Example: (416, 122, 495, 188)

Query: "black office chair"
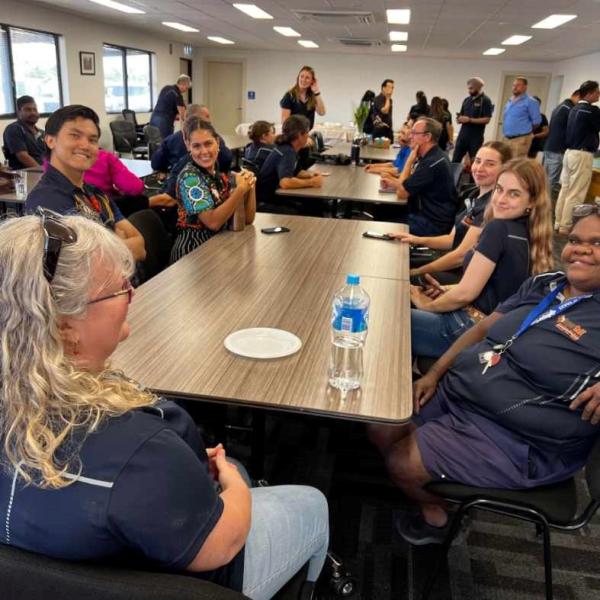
(421, 435, 600, 600)
(0, 543, 248, 600)
(241, 158, 259, 174)
(122, 109, 146, 140)
(109, 120, 148, 158)
(144, 125, 163, 160)
(128, 208, 173, 282)
(449, 162, 463, 190)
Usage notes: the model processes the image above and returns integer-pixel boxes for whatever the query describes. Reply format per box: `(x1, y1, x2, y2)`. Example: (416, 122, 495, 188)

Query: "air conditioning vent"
(337, 38, 384, 47)
(292, 10, 375, 25)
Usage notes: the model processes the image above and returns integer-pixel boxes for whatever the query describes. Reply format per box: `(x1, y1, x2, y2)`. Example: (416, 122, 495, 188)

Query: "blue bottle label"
(333, 306, 368, 333)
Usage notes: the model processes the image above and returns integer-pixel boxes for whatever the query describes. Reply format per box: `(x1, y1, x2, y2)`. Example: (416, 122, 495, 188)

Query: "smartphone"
(261, 227, 290, 234)
(363, 231, 392, 240)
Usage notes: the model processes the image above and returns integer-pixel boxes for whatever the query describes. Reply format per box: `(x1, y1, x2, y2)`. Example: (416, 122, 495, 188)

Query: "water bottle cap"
(346, 274, 360, 285)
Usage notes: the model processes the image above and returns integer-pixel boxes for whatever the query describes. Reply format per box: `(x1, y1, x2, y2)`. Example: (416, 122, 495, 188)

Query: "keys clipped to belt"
(479, 342, 511, 375)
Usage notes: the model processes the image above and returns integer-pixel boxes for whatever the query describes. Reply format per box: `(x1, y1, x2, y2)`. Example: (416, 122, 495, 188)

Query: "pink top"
(83, 149, 145, 197)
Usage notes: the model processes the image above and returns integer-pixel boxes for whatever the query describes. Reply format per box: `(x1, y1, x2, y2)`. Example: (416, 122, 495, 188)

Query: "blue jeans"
(411, 308, 475, 357)
(543, 151, 564, 197)
(242, 485, 329, 600)
(149, 113, 174, 139)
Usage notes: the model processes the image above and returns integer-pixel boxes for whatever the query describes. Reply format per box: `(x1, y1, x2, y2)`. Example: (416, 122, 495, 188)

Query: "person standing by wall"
(149, 75, 191, 139)
(371, 79, 395, 141)
(502, 77, 541, 158)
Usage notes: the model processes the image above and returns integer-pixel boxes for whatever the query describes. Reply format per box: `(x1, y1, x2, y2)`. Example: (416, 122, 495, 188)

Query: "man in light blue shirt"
(502, 77, 541, 157)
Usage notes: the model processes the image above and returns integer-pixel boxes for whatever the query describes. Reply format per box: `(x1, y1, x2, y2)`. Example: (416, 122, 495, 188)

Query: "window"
(0, 25, 63, 117)
(103, 44, 152, 113)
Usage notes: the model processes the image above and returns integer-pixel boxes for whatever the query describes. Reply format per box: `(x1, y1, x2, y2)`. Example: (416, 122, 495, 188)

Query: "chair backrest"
(122, 109, 138, 127)
(585, 435, 600, 501)
(449, 162, 463, 189)
(144, 125, 163, 145)
(110, 120, 138, 154)
(128, 209, 173, 281)
(310, 131, 325, 153)
(0, 543, 248, 600)
(241, 158, 259, 174)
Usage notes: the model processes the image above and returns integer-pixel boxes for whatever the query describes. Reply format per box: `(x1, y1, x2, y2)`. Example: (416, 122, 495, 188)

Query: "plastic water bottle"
(328, 274, 370, 394)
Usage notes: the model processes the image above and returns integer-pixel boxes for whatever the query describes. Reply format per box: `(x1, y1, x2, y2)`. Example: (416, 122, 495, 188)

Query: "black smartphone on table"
(362, 231, 393, 241)
(261, 227, 290, 234)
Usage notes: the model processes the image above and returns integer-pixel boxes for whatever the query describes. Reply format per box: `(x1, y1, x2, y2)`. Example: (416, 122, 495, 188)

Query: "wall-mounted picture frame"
(79, 51, 96, 76)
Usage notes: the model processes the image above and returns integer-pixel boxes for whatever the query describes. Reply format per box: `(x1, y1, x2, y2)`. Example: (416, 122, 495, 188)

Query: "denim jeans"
(411, 308, 475, 357)
(149, 113, 174, 139)
(242, 485, 329, 600)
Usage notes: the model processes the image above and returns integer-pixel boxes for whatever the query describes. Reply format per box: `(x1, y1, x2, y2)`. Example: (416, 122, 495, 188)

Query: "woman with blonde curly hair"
(0, 212, 328, 599)
(410, 157, 554, 358)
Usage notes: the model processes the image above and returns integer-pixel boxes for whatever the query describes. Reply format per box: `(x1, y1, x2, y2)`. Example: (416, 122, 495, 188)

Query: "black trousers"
(452, 132, 484, 163)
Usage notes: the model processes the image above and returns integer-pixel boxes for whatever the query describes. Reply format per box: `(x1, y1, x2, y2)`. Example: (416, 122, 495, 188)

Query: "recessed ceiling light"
(483, 48, 506, 56)
(162, 22, 199, 32)
(502, 35, 532, 45)
(89, 0, 144, 14)
(389, 31, 408, 42)
(207, 36, 235, 44)
(273, 26, 301, 37)
(298, 40, 319, 48)
(386, 9, 411, 25)
(532, 14, 577, 29)
(391, 44, 407, 52)
(233, 4, 273, 19)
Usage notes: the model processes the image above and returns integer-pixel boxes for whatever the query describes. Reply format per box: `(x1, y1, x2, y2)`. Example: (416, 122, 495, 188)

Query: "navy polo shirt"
(2, 121, 45, 169)
(372, 93, 393, 131)
(545, 99, 574, 154)
(565, 101, 600, 152)
(151, 130, 233, 174)
(441, 272, 600, 459)
(26, 164, 124, 228)
(463, 216, 530, 315)
(502, 94, 541, 137)
(256, 143, 298, 203)
(280, 91, 316, 129)
(457, 94, 493, 137)
(453, 189, 491, 249)
(152, 85, 185, 121)
(0, 400, 243, 590)
(244, 142, 274, 172)
(404, 145, 457, 234)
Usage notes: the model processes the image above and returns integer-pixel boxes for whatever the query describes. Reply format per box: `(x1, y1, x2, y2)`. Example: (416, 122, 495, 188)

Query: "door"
(179, 58, 192, 104)
(206, 60, 244, 135)
(495, 73, 551, 139)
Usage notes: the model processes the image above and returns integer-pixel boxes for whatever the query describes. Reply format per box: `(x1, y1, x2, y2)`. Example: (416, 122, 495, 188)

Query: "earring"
(525, 207, 531, 215)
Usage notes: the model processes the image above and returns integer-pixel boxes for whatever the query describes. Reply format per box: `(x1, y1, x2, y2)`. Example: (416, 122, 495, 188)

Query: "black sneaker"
(395, 511, 452, 546)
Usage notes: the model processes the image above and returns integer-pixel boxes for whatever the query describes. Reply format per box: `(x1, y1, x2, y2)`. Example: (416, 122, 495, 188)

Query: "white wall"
(0, 0, 189, 149)
(194, 47, 552, 140)
(553, 51, 600, 101)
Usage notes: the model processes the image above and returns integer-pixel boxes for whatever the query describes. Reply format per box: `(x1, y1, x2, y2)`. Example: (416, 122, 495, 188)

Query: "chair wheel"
(330, 575, 356, 596)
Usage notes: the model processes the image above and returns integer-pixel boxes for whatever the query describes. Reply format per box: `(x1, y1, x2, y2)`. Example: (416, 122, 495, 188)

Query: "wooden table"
(276, 163, 406, 207)
(113, 213, 412, 424)
(322, 142, 399, 162)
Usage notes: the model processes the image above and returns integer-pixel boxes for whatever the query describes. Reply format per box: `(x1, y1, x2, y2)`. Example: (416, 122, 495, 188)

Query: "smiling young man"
(26, 105, 145, 261)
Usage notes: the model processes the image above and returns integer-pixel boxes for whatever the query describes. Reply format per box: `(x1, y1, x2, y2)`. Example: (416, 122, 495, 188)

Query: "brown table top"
(221, 134, 249, 151)
(276, 163, 406, 206)
(113, 213, 412, 423)
(322, 142, 399, 162)
(0, 171, 41, 204)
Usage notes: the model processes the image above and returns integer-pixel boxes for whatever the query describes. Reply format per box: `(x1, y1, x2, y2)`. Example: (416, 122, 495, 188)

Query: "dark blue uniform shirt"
(256, 143, 298, 203)
(26, 164, 124, 228)
(565, 101, 600, 152)
(404, 145, 457, 234)
(457, 93, 493, 137)
(2, 121, 45, 169)
(152, 85, 185, 122)
(453, 189, 491, 249)
(0, 400, 243, 590)
(545, 99, 574, 154)
(280, 91, 316, 129)
(244, 142, 274, 172)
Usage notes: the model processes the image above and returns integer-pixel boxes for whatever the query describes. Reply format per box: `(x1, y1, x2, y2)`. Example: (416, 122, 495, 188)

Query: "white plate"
(224, 328, 302, 359)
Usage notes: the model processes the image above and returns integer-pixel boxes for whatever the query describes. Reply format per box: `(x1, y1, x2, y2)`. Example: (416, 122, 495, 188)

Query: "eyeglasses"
(87, 280, 134, 306)
(572, 201, 600, 221)
(37, 207, 78, 283)
(410, 129, 429, 137)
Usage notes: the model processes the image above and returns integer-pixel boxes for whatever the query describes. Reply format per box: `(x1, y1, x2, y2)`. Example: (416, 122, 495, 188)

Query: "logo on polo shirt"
(555, 315, 587, 341)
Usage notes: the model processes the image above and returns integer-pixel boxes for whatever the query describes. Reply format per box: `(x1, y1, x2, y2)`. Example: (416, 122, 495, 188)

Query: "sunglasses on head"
(572, 201, 600, 222)
(37, 207, 78, 283)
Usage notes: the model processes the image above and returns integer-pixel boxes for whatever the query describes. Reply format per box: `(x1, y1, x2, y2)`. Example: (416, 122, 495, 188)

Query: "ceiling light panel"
(162, 22, 199, 32)
(532, 14, 577, 29)
(298, 40, 319, 48)
(207, 36, 235, 44)
(391, 44, 407, 52)
(389, 31, 408, 42)
(273, 26, 301, 37)
(89, 0, 144, 14)
(483, 48, 505, 55)
(386, 9, 411, 25)
(233, 4, 273, 19)
(502, 35, 532, 45)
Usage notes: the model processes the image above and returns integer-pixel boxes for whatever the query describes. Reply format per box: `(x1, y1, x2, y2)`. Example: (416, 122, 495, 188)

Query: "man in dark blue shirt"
(555, 80, 600, 234)
(382, 117, 457, 236)
(149, 75, 190, 138)
(25, 104, 145, 261)
(543, 89, 580, 198)
(2, 95, 46, 169)
(151, 104, 232, 174)
(452, 78, 493, 164)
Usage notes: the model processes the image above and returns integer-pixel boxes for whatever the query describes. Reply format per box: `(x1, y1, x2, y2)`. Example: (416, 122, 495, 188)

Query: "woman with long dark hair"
(408, 90, 430, 121)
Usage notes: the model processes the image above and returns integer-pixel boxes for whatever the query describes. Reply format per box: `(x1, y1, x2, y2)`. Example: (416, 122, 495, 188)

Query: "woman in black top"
(280, 66, 326, 129)
(430, 96, 453, 151)
(407, 90, 430, 121)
